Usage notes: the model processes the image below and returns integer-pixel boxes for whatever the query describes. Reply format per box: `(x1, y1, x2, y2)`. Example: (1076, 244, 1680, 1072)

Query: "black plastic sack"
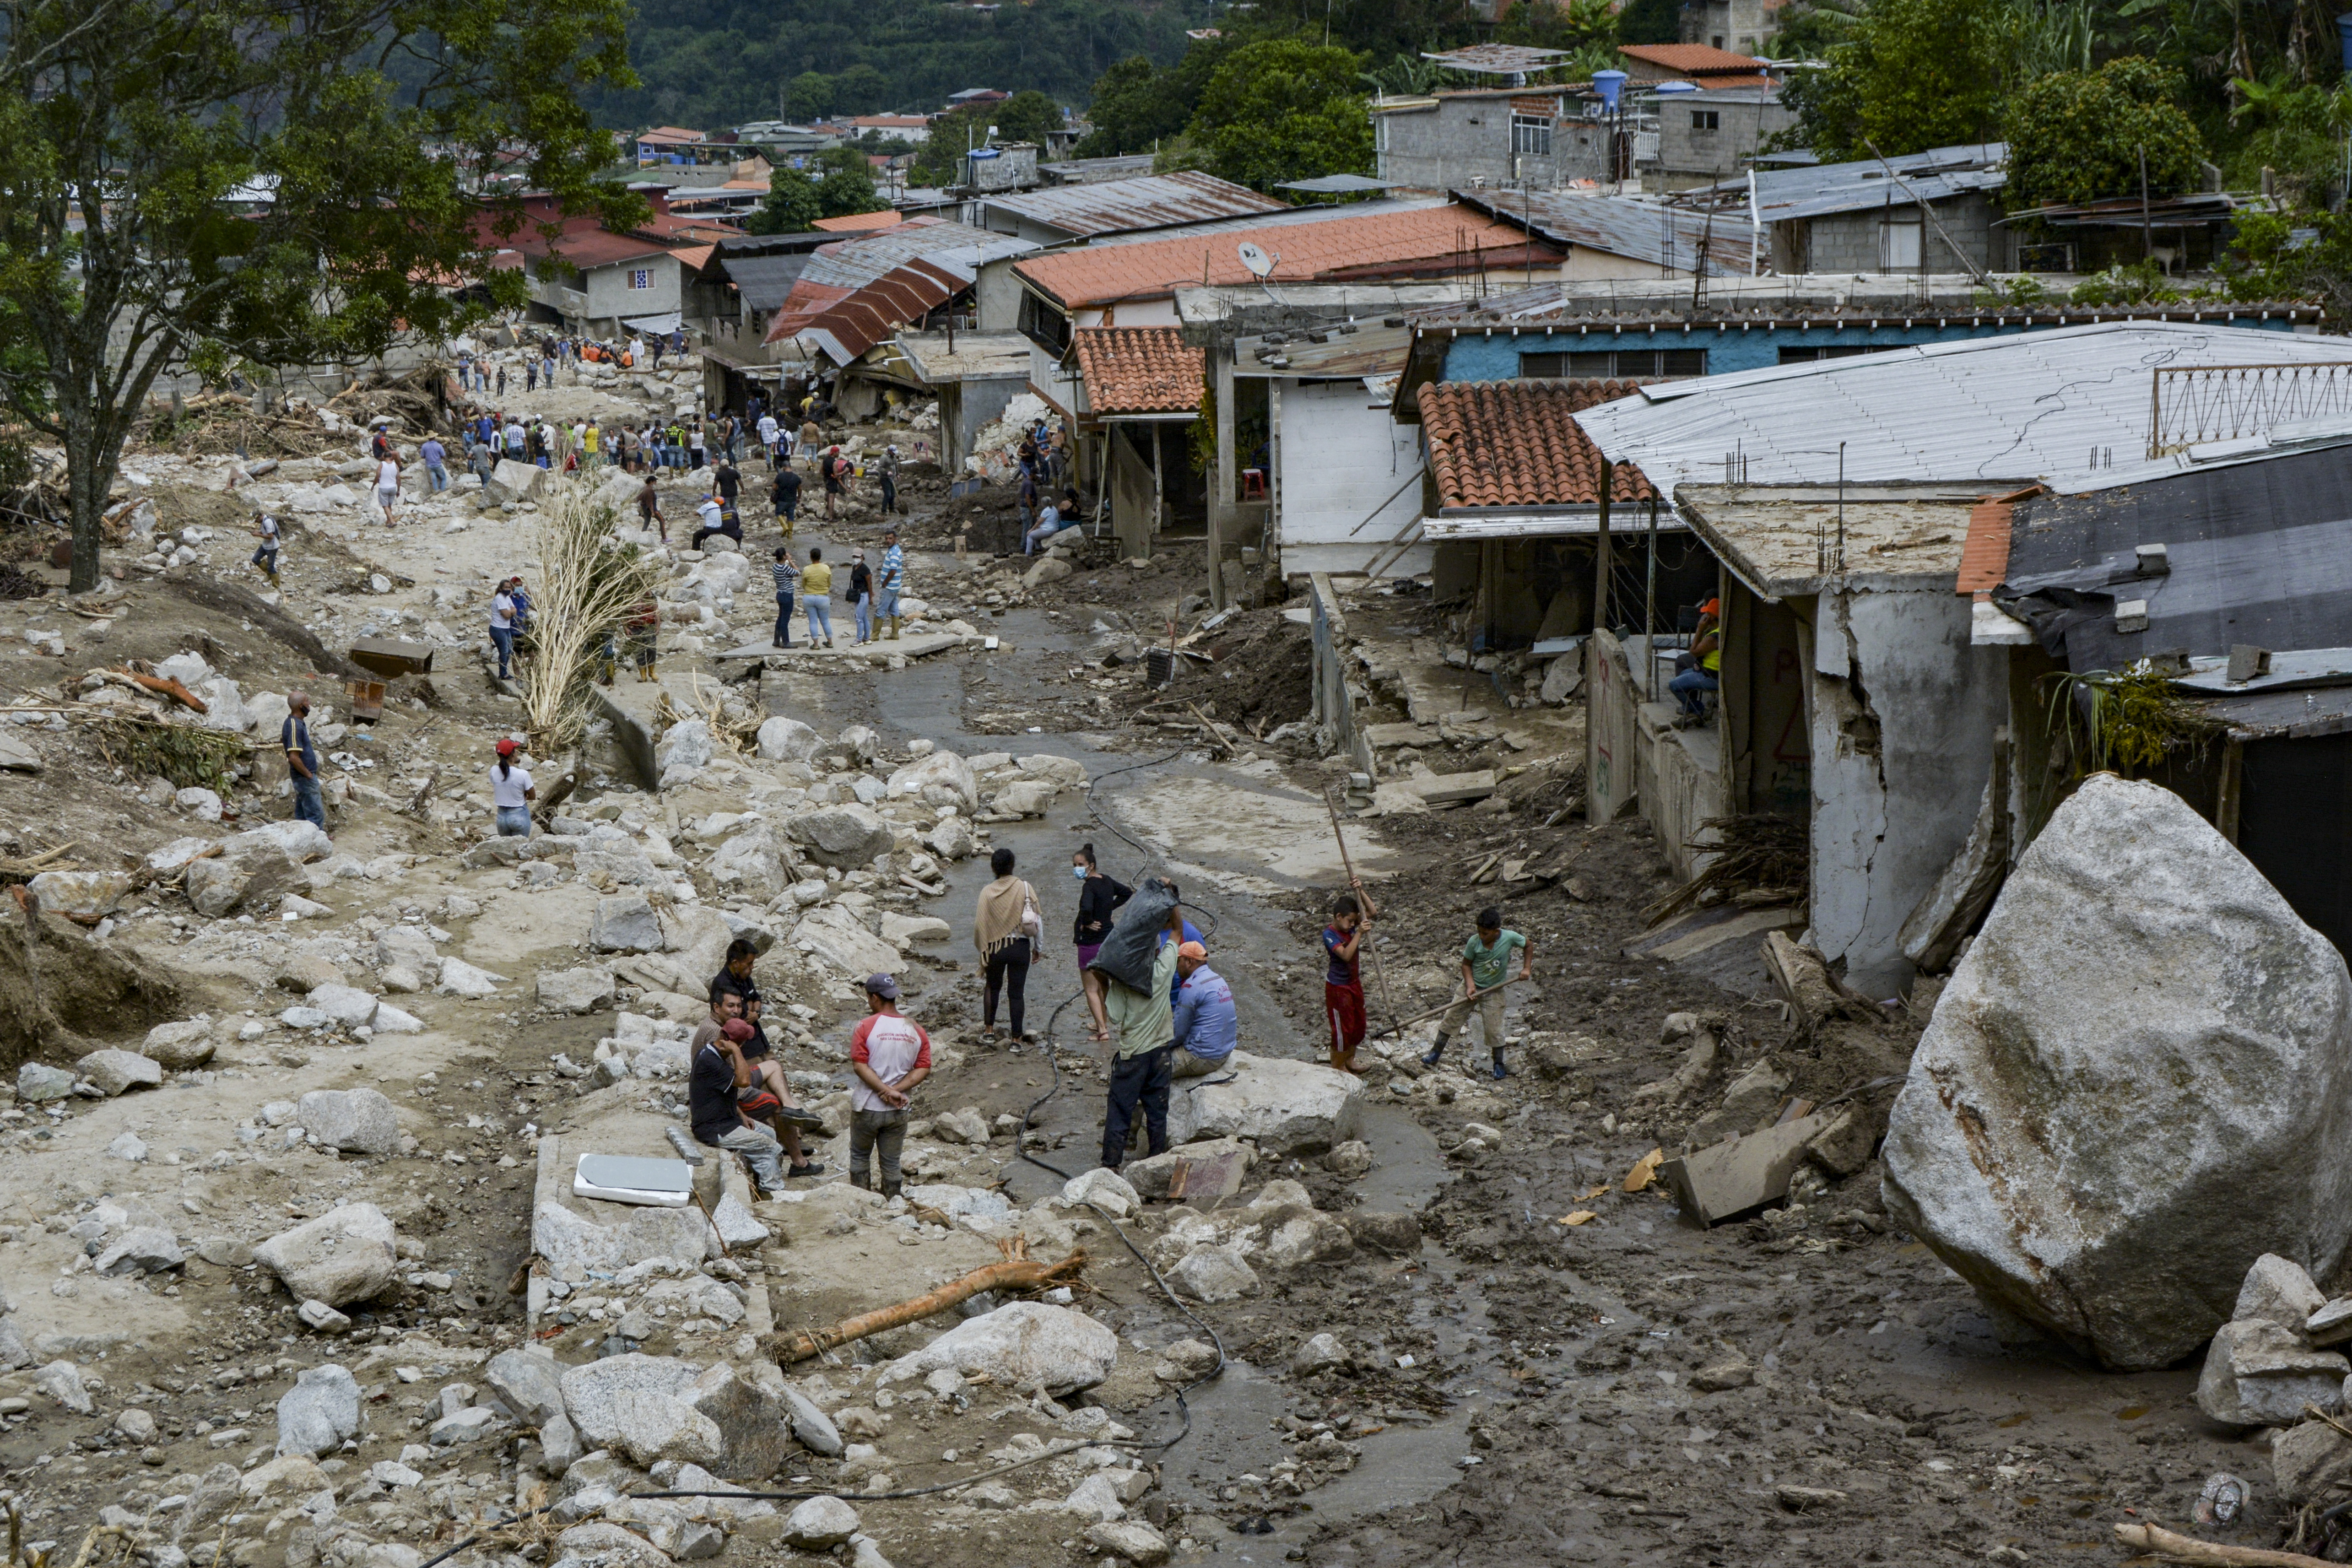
(1087, 876, 1176, 994)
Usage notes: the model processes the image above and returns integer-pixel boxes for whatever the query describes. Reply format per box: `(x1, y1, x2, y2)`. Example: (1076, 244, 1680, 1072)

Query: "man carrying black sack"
(1099, 898, 1187, 1172)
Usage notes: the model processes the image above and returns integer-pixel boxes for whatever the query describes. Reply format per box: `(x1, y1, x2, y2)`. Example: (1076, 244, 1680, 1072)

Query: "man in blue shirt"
(877, 529, 905, 641)
(282, 691, 324, 832)
(420, 435, 449, 493)
(1171, 942, 1235, 1079)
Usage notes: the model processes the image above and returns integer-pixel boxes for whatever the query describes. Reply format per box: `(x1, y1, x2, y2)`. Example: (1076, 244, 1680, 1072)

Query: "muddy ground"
(0, 355, 2279, 1568)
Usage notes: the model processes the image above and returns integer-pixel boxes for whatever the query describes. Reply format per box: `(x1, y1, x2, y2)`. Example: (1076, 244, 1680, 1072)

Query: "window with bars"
(1519, 348, 1707, 378)
(1510, 114, 1554, 157)
(628, 268, 653, 289)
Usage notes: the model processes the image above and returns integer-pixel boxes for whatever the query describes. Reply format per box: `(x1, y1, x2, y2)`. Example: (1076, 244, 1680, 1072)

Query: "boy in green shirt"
(1422, 906, 1530, 1079)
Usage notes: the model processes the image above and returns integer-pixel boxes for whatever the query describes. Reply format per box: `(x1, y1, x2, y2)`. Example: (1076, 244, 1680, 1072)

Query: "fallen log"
(2112, 1522, 2336, 1567)
(119, 670, 206, 714)
(762, 1239, 1086, 1364)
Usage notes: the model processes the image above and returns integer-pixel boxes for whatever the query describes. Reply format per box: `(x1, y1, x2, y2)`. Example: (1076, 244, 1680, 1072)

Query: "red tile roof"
(1955, 486, 2044, 594)
(1015, 205, 1545, 310)
(812, 209, 905, 233)
(1418, 379, 1655, 509)
(1617, 43, 1770, 76)
(1072, 328, 1204, 416)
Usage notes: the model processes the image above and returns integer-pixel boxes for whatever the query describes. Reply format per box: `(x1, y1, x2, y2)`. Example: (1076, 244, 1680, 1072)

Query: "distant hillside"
(595, 0, 1212, 132)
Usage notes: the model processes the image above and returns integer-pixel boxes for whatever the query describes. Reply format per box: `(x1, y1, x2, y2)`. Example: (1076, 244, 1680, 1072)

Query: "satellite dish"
(1237, 241, 1276, 279)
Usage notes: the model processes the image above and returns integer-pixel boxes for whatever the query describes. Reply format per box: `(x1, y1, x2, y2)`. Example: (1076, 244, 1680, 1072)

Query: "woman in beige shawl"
(973, 846, 1043, 1044)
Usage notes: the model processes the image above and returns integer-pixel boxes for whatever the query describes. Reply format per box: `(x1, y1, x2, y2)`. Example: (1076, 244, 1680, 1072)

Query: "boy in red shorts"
(1322, 892, 1371, 1074)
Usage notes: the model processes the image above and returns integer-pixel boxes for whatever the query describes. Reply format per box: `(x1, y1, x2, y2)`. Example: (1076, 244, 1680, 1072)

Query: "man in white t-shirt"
(374, 453, 400, 525)
(757, 412, 779, 466)
(848, 974, 930, 1198)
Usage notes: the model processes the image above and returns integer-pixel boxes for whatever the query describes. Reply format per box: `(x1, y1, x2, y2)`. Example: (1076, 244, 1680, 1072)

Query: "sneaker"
(778, 1105, 826, 1130)
(785, 1160, 826, 1179)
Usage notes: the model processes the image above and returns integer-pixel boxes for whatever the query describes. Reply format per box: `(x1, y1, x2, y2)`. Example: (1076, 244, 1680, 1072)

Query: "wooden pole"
(1595, 458, 1612, 635)
(1321, 784, 1401, 1033)
(1371, 974, 1538, 1038)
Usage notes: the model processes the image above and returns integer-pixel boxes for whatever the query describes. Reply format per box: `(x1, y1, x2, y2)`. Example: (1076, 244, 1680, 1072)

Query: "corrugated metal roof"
(1422, 43, 1570, 74)
(719, 253, 813, 313)
(1573, 322, 2352, 501)
(761, 219, 1037, 360)
(1684, 143, 2008, 222)
(894, 331, 1032, 384)
(979, 171, 1285, 239)
(1452, 189, 1753, 276)
(1236, 322, 1415, 378)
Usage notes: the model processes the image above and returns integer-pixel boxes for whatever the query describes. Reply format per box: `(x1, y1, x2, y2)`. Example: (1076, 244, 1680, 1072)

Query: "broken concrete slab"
(1123, 1138, 1254, 1204)
(1660, 1113, 1829, 1227)
(1165, 1052, 1363, 1154)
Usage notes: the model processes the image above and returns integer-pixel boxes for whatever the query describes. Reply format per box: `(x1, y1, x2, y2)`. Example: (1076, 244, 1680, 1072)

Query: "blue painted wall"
(1439, 316, 2304, 381)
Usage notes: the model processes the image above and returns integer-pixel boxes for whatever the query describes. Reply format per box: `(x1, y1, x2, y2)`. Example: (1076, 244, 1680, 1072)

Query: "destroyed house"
(1975, 427, 2352, 957)
(1571, 320, 2352, 994)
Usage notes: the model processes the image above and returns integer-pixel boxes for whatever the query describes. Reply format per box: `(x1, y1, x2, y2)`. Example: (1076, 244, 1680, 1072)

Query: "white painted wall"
(1276, 380, 1425, 579)
(1808, 582, 2006, 995)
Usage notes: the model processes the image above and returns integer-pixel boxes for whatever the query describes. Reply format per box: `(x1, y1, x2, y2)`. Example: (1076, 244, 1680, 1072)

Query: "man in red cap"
(491, 738, 534, 836)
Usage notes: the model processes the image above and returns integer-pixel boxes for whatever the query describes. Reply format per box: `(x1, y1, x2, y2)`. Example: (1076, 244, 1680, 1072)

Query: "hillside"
(594, 0, 1213, 131)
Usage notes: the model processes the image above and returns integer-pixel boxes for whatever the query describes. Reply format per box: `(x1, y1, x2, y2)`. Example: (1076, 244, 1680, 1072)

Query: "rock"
(105, 1130, 147, 1162)
(779, 1381, 843, 1456)
(95, 1227, 183, 1276)
(2275, 1418, 2352, 1504)
(1292, 1333, 1347, 1375)
(559, 1353, 701, 1446)
(0, 732, 40, 772)
(431, 1405, 502, 1446)
(708, 1193, 770, 1250)
(575, 839, 665, 885)
(783, 1496, 861, 1550)
(590, 893, 664, 953)
(1026, 555, 1071, 588)
(142, 1018, 216, 1069)
(296, 1087, 400, 1157)
(1165, 1052, 1363, 1154)
(1258, 1213, 1355, 1271)
(435, 958, 505, 997)
(708, 830, 786, 901)
(886, 752, 978, 814)
(371, 1000, 424, 1034)
(1063, 1167, 1141, 1217)
(657, 718, 713, 776)
(784, 803, 895, 869)
(539, 966, 617, 1014)
(1689, 1359, 1756, 1392)
(1123, 1138, 1254, 1203)
(144, 836, 214, 877)
(226, 819, 333, 863)
(1800, 1103, 1877, 1177)
(1685, 1059, 1790, 1150)
(1065, 1471, 1127, 1521)
(298, 1300, 351, 1334)
(305, 983, 381, 1028)
(555, 1522, 672, 1568)
(486, 458, 546, 504)
(2196, 1319, 2351, 1427)
(1167, 1245, 1260, 1303)
(115, 1407, 158, 1443)
(485, 1347, 567, 1427)
(27, 870, 134, 919)
(188, 841, 306, 917)
(680, 1363, 793, 1480)
(16, 1062, 74, 1103)
(253, 1203, 398, 1306)
(2312, 1299, 2352, 1347)
(1085, 1520, 1171, 1566)
(376, 924, 437, 975)
(2236, 1254, 2329, 1335)
(531, 1200, 709, 1274)
(1660, 1114, 1829, 1228)
(922, 814, 977, 861)
(78, 1049, 162, 1096)
(1883, 776, 2352, 1370)
(989, 779, 1057, 818)
(541, 1411, 583, 1474)
(275, 1363, 361, 1456)
(1324, 1141, 1373, 1179)
(756, 716, 822, 763)
(794, 904, 902, 977)
(1342, 1211, 1421, 1257)
(879, 913, 952, 946)
(33, 1360, 92, 1413)
(881, 1302, 1118, 1395)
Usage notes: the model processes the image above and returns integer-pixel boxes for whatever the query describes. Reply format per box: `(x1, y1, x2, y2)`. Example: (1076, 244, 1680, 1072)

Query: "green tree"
(2004, 58, 2205, 209)
(1076, 36, 1238, 156)
(2223, 76, 2352, 204)
(784, 70, 838, 122)
(1781, 0, 2010, 161)
(2228, 205, 2352, 320)
(833, 63, 892, 114)
(745, 167, 824, 232)
(744, 146, 886, 232)
(1496, 0, 1619, 55)
(0, 0, 632, 593)
(815, 147, 889, 216)
(1188, 37, 1373, 191)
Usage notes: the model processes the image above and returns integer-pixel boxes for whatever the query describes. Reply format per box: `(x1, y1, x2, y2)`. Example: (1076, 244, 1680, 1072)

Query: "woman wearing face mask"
(1071, 843, 1132, 1043)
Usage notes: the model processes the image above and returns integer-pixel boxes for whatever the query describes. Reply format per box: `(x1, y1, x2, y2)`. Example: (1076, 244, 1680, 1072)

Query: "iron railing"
(2149, 362, 2352, 457)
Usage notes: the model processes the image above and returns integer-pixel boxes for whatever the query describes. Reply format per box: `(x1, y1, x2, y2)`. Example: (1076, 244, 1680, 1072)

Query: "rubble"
(252, 1202, 399, 1306)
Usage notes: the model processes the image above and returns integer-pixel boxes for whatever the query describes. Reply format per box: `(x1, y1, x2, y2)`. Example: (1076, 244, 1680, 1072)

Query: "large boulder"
(2196, 1319, 2350, 1427)
(756, 716, 822, 763)
(886, 751, 978, 814)
(485, 458, 545, 504)
(558, 1353, 701, 1451)
(226, 820, 333, 863)
(680, 1363, 796, 1480)
(878, 1302, 1117, 1396)
(531, 1200, 709, 1273)
(1165, 1053, 1364, 1155)
(793, 904, 901, 978)
(1882, 775, 2352, 1370)
(783, 803, 894, 869)
(484, 1347, 566, 1427)
(295, 1088, 400, 1157)
(187, 842, 305, 918)
(275, 1364, 361, 1457)
(253, 1203, 398, 1306)
(142, 1018, 217, 1070)
(708, 829, 786, 901)
(78, 1049, 162, 1096)
(27, 870, 133, 920)
(539, 967, 616, 1014)
(589, 893, 664, 953)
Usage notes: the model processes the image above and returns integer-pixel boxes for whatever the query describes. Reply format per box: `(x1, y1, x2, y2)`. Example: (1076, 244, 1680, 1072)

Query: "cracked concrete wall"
(1809, 583, 2005, 995)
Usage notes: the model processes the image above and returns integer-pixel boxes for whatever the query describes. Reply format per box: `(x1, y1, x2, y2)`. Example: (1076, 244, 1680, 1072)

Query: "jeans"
(426, 463, 448, 492)
(291, 774, 325, 829)
(851, 593, 871, 642)
(495, 806, 531, 837)
(490, 626, 515, 679)
(710, 1122, 787, 1194)
(1669, 667, 1719, 717)
(251, 544, 278, 573)
(880, 474, 896, 513)
(985, 937, 1030, 1035)
(805, 595, 832, 643)
(1025, 520, 1062, 554)
(1102, 1046, 1173, 1169)
(773, 592, 794, 646)
(850, 1107, 908, 1193)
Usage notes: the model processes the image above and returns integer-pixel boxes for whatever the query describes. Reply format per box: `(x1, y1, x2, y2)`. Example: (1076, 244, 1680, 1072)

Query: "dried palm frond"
(519, 482, 663, 752)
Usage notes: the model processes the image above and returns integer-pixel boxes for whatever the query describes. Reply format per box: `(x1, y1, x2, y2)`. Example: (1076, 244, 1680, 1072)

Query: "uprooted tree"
(0, 0, 644, 595)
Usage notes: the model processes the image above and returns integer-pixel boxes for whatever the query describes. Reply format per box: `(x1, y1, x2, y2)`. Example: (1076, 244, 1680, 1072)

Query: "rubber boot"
(1491, 1051, 1509, 1080)
(881, 1181, 902, 1200)
(887, 616, 901, 640)
(1421, 1034, 1448, 1069)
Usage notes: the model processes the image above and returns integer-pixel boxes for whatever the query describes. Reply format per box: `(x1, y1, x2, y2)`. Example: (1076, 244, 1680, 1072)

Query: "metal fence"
(2149, 361, 2352, 457)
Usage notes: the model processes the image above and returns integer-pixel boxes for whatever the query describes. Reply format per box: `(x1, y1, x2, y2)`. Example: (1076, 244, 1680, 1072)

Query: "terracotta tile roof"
(1015, 204, 1543, 309)
(1072, 327, 1203, 416)
(1617, 43, 1769, 76)
(1955, 485, 2043, 594)
(1419, 379, 1655, 509)
(812, 209, 905, 233)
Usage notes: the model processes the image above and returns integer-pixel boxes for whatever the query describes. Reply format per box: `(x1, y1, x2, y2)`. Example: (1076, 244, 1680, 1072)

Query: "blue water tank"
(1593, 69, 1627, 109)
(2338, 12, 2352, 70)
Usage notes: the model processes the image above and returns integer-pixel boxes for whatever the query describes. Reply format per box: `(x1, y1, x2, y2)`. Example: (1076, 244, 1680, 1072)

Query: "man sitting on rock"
(691, 989, 825, 1181)
(1171, 941, 1236, 1080)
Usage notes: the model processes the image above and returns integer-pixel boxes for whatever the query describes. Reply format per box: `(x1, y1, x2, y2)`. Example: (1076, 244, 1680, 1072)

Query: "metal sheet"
(1451, 189, 1753, 276)
(1679, 142, 2006, 222)
(979, 171, 1284, 239)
